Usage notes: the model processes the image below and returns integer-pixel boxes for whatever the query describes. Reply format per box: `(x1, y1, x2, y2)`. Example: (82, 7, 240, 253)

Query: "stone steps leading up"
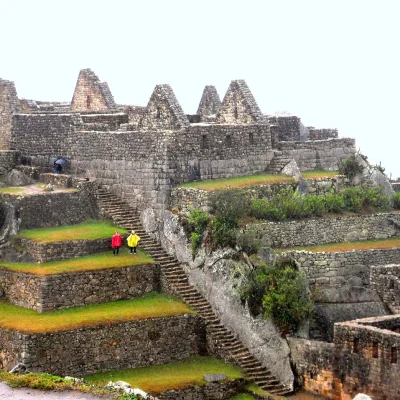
(96, 186, 292, 398)
(266, 155, 293, 174)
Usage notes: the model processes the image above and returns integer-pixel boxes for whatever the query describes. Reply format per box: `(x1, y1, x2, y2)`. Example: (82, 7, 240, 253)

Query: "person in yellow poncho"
(127, 230, 141, 255)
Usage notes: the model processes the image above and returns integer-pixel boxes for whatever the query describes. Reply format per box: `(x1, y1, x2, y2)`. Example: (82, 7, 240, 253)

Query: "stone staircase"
(266, 152, 293, 174)
(96, 186, 292, 397)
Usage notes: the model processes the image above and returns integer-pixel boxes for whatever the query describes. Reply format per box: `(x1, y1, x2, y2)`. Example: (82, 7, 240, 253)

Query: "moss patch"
(0, 187, 25, 194)
(0, 293, 193, 333)
(230, 394, 257, 400)
(17, 220, 128, 243)
(0, 250, 154, 276)
(85, 355, 245, 394)
(280, 237, 400, 253)
(179, 174, 295, 191)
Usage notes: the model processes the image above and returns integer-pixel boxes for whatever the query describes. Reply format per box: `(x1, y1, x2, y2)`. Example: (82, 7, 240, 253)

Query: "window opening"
(372, 342, 379, 358)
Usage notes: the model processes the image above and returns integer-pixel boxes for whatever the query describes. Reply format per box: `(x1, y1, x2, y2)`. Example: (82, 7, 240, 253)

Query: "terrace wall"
(245, 212, 400, 248)
(18, 238, 111, 263)
(277, 138, 356, 171)
(0, 329, 26, 371)
(0, 263, 160, 312)
(283, 248, 400, 289)
(8, 315, 206, 376)
(0, 150, 18, 175)
(370, 264, 400, 313)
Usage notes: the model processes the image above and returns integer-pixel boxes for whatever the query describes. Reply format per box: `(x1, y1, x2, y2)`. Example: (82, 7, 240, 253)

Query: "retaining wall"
(245, 212, 400, 248)
(2, 315, 206, 376)
(0, 263, 160, 312)
(370, 264, 400, 313)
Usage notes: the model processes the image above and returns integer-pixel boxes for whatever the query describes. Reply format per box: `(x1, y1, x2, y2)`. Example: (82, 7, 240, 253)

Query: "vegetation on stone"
(280, 237, 400, 253)
(0, 186, 24, 194)
(237, 257, 313, 334)
(0, 250, 154, 275)
(0, 292, 193, 333)
(338, 154, 365, 180)
(230, 394, 257, 399)
(85, 355, 245, 394)
(0, 371, 121, 398)
(18, 220, 128, 243)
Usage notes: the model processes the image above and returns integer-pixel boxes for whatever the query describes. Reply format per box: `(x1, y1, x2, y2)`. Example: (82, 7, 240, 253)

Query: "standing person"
(127, 230, 141, 255)
(111, 231, 122, 255)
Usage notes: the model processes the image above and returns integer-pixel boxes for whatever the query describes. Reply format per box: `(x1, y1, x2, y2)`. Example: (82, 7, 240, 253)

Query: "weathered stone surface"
(159, 210, 294, 390)
(353, 395, 372, 400)
(4, 169, 35, 186)
(1, 315, 206, 376)
(0, 263, 160, 312)
(281, 158, 301, 181)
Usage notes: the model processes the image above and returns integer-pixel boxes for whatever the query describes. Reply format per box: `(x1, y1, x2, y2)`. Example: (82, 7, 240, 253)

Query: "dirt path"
(0, 382, 104, 400)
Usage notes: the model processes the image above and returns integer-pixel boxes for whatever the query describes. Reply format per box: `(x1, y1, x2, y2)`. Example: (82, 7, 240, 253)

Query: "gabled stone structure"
(0, 79, 20, 150)
(196, 85, 221, 122)
(71, 68, 116, 112)
(216, 80, 266, 124)
(138, 84, 189, 130)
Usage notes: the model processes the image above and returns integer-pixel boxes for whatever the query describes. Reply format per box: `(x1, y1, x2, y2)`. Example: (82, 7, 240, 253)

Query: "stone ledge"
(39, 172, 72, 188)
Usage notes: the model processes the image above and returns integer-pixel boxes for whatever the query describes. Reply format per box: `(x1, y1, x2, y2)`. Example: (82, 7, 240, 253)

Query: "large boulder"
(281, 159, 302, 181)
(353, 394, 372, 400)
(4, 169, 35, 186)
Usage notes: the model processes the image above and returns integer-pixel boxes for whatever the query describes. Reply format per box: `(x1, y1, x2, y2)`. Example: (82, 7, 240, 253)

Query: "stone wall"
(196, 85, 221, 123)
(0, 263, 160, 312)
(81, 113, 129, 130)
(11, 315, 205, 376)
(334, 316, 400, 400)
(277, 138, 356, 171)
(370, 264, 400, 313)
(308, 127, 338, 141)
(0, 183, 99, 229)
(287, 337, 339, 399)
(158, 379, 245, 400)
(283, 248, 400, 289)
(0, 79, 20, 150)
(71, 69, 116, 112)
(169, 176, 347, 214)
(0, 150, 18, 175)
(245, 212, 400, 248)
(267, 116, 301, 145)
(19, 238, 110, 263)
(0, 329, 25, 371)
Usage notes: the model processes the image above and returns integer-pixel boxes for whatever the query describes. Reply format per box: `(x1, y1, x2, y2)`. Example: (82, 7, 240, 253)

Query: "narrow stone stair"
(96, 186, 292, 397)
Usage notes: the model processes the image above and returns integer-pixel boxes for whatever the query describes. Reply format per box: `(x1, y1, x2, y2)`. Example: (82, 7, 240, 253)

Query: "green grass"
(0, 250, 154, 276)
(0, 187, 25, 194)
(246, 383, 270, 396)
(17, 220, 128, 243)
(0, 371, 120, 399)
(230, 394, 257, 400)
(301, 170, 339, 179)
(85, 356, 246, 394)
(0, 293, 193, 333)
(179, 173, 295, 191)
(280, 237, 400, 253)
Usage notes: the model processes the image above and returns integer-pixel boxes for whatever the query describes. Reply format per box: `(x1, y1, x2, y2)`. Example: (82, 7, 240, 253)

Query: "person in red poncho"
(111, 231, 122, 255)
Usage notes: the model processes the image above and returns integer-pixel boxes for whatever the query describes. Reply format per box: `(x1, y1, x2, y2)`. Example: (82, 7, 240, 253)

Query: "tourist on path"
(127, 230, 141, 255)
(111, 231, 122, 255)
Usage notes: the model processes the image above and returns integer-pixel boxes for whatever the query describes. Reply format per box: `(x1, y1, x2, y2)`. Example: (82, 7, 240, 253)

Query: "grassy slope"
(0, 250, 154, 275)
(0, 293, 193, 333)
(17, 220, 128, 243)
(280, 237, 400, 252)
(85, 355, 245, 394)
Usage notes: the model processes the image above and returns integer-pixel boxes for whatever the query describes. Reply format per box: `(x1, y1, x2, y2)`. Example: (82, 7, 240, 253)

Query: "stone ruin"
(0, 68, 399, 400)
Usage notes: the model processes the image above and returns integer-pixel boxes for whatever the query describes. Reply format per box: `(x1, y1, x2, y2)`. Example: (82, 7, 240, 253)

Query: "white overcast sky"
(1, 0, 399, 177)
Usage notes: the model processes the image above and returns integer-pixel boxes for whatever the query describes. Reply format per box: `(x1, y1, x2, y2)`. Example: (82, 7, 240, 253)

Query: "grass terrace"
(0, 292, 193, 333)
(0, 250, 154, 276)
(178, 170, 339, 192)
(179, 173, 295, 191)
(230, 394, 257, 400)
(0, 187, 25, 194)
(85, 355, 246, 394)
(0, 183, 78, 195)
(279, 237, 400, 253)
(301, 170, 339, 179)
(17, 220, 127, 243)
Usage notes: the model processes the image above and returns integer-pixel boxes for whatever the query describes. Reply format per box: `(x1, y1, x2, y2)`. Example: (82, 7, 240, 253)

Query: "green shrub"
(187, 209, 211, 255)
(342, 187, 363, 212)
(391, 192, 400, 209)
(236, 231, 260, 255)
(237, 256, 313, 334)
(210, 218, 238, 248)
(209, 189, 252, 224)
(338, 155, 364, 180)
(325, 191, 344, 213)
